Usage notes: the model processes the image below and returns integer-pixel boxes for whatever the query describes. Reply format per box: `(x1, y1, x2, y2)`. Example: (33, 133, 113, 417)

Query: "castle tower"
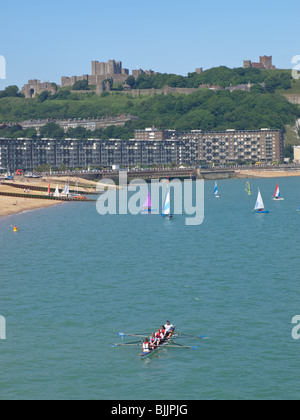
(243, 60, 252, 68)
(259, 56, 273, 70)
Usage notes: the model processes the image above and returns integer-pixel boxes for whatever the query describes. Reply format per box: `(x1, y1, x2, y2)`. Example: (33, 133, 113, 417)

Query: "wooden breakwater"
(0, 191, 96, 202)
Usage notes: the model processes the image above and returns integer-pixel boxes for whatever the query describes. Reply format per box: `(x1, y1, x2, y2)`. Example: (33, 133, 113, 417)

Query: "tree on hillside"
(0, 85, 24, 98)
(38, 90, 51, 102)
(72, 80, 89, 90)
(125, 76, 136, 88)
(40, 122, 65, 139)
(284, 144, 294, 160)
(66, 126, 90, 139)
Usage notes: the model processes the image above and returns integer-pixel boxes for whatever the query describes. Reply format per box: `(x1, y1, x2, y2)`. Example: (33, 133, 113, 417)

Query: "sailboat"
(273, 183, 284, 201)
(61, 183, 70, 197)
(254, 188, 269, 213)
(161, 187, 173, 219)
(213, 181, 221, 198)
(141, 190, 153, 214)
(245, 181, 252, 196)
(54, 184, 60, 198)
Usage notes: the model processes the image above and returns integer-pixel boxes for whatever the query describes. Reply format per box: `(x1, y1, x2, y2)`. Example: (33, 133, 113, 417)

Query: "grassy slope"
(0, 94, 143, 123)
(276, 78, 300, 95)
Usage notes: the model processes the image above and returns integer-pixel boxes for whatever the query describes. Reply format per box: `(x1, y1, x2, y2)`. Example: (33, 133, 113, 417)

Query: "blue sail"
(162, 189, 171, 216)
(214, 182, 220, 197)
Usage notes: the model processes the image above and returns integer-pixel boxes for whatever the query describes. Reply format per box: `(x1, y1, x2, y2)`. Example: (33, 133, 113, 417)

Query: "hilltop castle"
(61, 59, 157, 94)
(243, 55, 276, 70)
(20, 56, 277, 99)
(21, 59, 159, 98)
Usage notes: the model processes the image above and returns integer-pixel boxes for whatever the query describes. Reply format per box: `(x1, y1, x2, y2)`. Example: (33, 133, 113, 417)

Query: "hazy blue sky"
(0, 0, 299, 89)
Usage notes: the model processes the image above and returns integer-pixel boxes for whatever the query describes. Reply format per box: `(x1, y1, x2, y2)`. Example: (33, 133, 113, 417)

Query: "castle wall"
(21, 80, 57, 98)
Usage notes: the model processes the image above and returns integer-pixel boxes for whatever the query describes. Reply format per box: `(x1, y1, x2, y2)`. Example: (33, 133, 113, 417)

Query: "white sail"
(61, 184, 69, 195)
(254, 189, 264, 210)
(54, 184, 60, 197)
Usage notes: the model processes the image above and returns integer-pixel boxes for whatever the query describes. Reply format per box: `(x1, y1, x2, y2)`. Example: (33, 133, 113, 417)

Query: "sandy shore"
(237, 169, 300, 178)
(0, 176, 100, 219)
(0, 195, 62, 218)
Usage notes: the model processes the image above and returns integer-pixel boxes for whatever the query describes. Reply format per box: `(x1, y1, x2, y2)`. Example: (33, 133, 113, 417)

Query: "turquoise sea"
(0, 177, 299, 400)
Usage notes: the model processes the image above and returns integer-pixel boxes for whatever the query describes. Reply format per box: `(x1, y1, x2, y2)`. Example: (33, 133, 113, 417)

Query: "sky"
(0, 0, 299, 90)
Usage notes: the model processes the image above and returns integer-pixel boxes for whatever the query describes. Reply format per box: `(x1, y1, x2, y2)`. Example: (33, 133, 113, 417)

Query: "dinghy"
(273, 183, 284, 201)
(254, 189, 269, 213)
(161, 186, 173, 219)
(141, 190, 157, 213)
(214, 181, 221, 198)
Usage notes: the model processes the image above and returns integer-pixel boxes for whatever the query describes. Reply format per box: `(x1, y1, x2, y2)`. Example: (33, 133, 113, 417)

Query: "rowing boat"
(140, 332, 175, 358)
(112, 329, 204, 356)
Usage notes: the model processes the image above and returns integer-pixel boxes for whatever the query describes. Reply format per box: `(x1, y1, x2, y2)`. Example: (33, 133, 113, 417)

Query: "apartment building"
(135, 128, 284, 163)
(0, 137, 196, 171)
(0, 128, 283, 172)
(198, 129, 283, 163)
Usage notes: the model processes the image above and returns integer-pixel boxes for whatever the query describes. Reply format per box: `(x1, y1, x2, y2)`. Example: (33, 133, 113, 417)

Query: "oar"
(111, 343, 142, 347)
(111, 340, 142, 347)
(118, 332, 150, 338)
(166, 344, 199, 349)
(176, 332, 207, 339)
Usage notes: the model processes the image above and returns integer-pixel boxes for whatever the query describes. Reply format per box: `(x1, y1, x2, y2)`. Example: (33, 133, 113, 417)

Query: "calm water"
(0, 177, 299, 400)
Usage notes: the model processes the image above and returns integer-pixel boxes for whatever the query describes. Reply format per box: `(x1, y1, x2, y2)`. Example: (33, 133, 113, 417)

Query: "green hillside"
(276, 78, 300, 95)
(123, 66, 294, 91)
(0, 66, 300, 140)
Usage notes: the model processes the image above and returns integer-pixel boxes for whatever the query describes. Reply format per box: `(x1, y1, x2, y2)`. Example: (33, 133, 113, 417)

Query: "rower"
(155, 328, 163, 346)
(164, 320, 175, 338)
(142, 338, 150, 354)
(150, 333, 156, 349)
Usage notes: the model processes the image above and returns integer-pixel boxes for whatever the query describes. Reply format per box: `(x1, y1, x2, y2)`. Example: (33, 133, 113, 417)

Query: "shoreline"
(235, 169, 300, 179)
(0, 198, 64, 220)
(0, 194, 64, 219)
(0, 175, 100, 219)
(1, 169, 300, 219)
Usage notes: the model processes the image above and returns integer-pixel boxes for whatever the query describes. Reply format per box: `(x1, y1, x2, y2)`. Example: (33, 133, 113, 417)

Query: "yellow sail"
(245, 181, 252, 195)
